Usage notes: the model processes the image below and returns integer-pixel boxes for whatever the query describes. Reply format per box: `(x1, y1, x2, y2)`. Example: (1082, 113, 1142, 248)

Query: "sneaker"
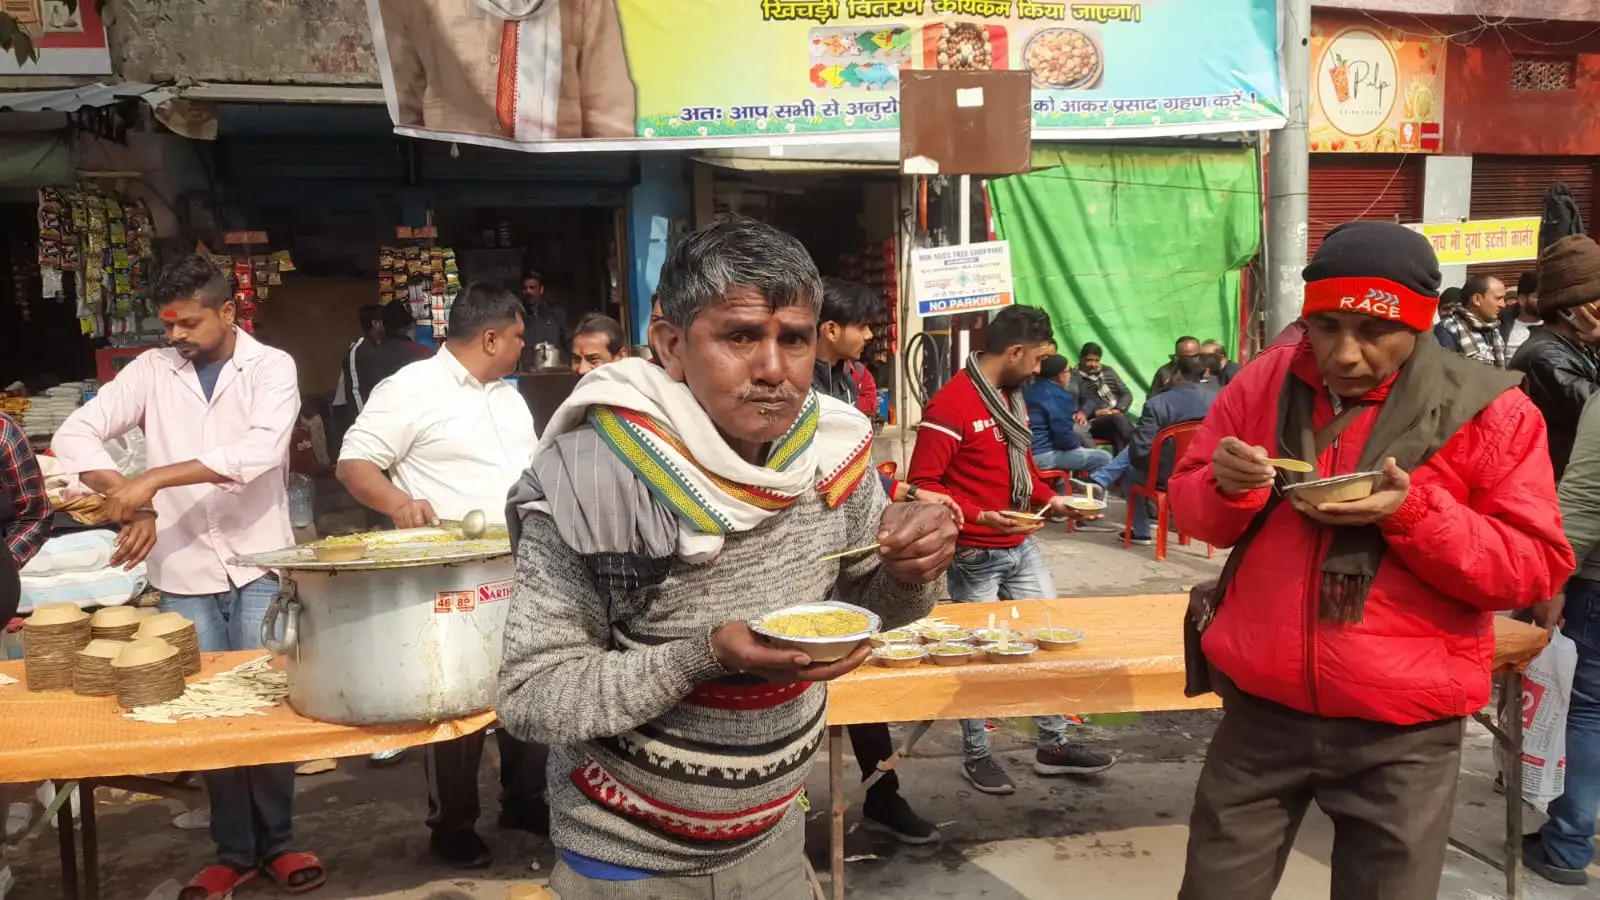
(861, 794, 940, 845)
(429, 829, 493, 869)
(961, 756, 1016, 795)
(1033, 743, 1117, 777)
(1523, 833, 1589, 886)
(5, 802, 30, 841)
(171, 808, 209, 830)
(498, 798, 551, 837)
(1121, 530, 1154, 547)
(368, 749, 407, 767)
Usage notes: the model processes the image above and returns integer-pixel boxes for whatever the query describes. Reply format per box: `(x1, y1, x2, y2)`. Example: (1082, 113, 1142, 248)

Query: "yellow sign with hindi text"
(1405, 217, 1540, 266)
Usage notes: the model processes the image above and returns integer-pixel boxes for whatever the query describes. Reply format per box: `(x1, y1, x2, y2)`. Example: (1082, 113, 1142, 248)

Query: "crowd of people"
(0, 212, 1596, 898)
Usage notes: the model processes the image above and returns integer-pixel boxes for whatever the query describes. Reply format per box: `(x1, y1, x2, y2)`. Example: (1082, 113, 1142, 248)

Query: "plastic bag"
(287, 473, 315, 529)
(103, 427, 147, 477)
(1520, 632, 1578, 811)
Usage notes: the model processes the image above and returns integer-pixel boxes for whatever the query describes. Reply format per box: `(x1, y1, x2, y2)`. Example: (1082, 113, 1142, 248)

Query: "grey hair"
(656, 217, 822, 329)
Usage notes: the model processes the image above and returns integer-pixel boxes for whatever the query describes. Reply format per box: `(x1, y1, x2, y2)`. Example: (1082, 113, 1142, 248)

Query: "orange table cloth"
(0, 651, 496, 783)
(826, 595, 1218, 726)
(825, 595, 1552, 726)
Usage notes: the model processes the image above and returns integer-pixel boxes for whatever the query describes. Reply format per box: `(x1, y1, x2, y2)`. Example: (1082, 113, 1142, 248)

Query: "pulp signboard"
(912, 240, 1014, 317)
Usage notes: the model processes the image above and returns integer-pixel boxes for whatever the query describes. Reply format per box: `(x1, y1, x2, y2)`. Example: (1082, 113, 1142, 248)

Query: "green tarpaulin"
(988, 144, 1261, 412)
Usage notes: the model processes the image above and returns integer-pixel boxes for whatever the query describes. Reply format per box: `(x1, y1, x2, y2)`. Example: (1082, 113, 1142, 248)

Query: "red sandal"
(177, 864, 257, 900)
(265, 850, 326, 894)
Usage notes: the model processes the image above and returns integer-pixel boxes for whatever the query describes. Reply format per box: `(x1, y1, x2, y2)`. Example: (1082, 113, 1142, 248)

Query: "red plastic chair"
(1125, 421, 1213, 562)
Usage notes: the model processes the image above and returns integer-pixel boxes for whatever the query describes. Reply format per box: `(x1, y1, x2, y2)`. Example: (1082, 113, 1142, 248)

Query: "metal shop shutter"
(1469, 155, 1597, 288)
(1307, 155, 1424, 259)
(215, 137, 407, 183)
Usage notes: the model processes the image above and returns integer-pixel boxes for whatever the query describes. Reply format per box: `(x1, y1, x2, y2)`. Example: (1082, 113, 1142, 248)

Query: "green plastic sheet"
(989, 144, 1261, 412)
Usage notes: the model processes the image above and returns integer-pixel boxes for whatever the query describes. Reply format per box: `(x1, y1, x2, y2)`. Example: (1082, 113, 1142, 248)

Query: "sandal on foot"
(265, 851, 326, 894)
(177, 864, 257, 900)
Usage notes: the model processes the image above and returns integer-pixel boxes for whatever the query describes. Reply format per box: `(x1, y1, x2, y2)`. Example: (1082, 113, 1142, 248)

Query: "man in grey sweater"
(499, 219, 955, 897)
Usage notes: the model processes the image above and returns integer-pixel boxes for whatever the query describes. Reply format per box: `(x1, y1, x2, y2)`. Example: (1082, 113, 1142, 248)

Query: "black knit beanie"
(1302, 221, 1442, 331)
(1039, 354, 1070, 380)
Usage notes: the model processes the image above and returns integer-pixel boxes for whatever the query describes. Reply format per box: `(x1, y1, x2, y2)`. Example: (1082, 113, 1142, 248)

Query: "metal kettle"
(530, 342, 563, 370)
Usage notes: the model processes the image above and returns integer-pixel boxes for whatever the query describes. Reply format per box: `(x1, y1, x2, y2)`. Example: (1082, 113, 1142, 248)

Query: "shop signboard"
(1404, 217, 1541, 266)
(0, 0, 111, 75)
(1310, 13, 1444, 153)
(911, 240, 1013, 317)
(366, 0, 1284, 151)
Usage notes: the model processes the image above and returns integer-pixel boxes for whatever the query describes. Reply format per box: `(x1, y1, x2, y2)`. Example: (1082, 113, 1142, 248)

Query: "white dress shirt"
(339, 346, 536, 524)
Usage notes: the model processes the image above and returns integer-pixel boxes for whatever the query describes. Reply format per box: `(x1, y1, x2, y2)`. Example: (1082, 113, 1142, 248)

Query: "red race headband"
(1301, 277, 1438, 332)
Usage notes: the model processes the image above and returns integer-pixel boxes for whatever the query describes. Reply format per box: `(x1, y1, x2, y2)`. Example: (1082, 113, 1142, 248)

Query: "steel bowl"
(981, 641, 1040, 663)
(1031, 627, 1085, 651)
(925, 642, 976, 666)
(872, 644, 928, 669)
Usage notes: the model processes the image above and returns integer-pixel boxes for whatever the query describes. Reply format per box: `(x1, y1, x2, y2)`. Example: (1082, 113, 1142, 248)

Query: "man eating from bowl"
(1169, 221, 1574, 899)
(497, 218, 954, 898)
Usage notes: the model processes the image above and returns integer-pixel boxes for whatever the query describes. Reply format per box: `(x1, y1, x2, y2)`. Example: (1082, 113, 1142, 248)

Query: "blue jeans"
(1540, 577, 1600, 869)
(1089, 448, 1131, 490)
(1090, 449, 1153, 538)
(946, 539, 1070, 760)
(162, 575, 296, 868)
(1034, 447, 1113, 476)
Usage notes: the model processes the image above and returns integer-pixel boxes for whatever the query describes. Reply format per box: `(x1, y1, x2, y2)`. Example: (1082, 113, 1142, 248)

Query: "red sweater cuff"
(1379, 484, 1433, 535)
(956, 496, 984, 524)
(1216, 484, 1271, 512)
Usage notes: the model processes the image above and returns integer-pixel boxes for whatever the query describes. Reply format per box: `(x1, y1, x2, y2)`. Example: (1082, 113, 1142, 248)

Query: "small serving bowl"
(872, 644, 928, 669)
(925, 642, 977, 667)
(981, 641, 1039, 663)
(970, 628, 1025, 645)
(1031, 627, 1085, 651)
(917, 625, 971, 644)
(750, 601, 881, 663)
(869, 629, 919, 648)
(1063, 496, 1107, 514)
(1282, 472, 1386, 506)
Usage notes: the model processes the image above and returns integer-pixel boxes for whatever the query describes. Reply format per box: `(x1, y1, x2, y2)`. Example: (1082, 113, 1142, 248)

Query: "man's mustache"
(738, 386, 799, 404)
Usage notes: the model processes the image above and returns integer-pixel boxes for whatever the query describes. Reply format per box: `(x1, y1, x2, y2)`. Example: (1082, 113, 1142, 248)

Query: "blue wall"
(626, 154, 690, 344)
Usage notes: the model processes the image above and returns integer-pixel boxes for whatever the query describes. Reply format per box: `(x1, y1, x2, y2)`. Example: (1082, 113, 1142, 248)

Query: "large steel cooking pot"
(233, 527, 514, 725)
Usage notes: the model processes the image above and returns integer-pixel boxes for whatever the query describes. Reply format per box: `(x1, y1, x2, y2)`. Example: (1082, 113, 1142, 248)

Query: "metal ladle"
(460, 509, 488, 539)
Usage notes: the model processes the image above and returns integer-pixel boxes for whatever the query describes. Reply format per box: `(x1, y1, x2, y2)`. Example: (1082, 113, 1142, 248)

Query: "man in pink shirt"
(53, 256, 325, 898)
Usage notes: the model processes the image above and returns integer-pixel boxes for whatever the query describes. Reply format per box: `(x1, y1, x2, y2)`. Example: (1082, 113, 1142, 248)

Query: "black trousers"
(424, 728, 549, 835)
(1180, 679, 1465, 900)
(1089, 413, 1135, 455)
(848, 723, 901, 807)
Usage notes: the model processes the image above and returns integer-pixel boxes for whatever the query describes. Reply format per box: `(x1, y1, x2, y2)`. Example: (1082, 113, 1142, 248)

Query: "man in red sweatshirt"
(1170, 221, 1575, 899)
(909, 305, 1115, 795)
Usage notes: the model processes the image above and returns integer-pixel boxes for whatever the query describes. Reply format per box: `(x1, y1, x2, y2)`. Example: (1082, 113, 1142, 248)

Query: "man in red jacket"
(909, 305, 1114, 796)
(1171, 221, 1575, 899)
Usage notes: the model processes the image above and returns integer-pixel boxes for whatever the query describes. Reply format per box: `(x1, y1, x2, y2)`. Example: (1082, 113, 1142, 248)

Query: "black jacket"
(1510, 327, 1600, 479)
(1130, 381, 1219, 489)
(1070, 365, 1133, 416)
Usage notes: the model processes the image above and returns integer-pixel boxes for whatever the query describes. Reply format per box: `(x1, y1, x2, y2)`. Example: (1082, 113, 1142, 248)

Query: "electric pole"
(1266, 0, 1312, 336)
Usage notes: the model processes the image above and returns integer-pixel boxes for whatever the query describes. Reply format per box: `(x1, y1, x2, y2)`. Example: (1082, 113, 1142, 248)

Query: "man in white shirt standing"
(337, 282, 543, 869)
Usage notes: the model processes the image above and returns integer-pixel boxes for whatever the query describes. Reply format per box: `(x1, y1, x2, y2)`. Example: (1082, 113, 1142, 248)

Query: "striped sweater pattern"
(497, 427, 941, 875)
